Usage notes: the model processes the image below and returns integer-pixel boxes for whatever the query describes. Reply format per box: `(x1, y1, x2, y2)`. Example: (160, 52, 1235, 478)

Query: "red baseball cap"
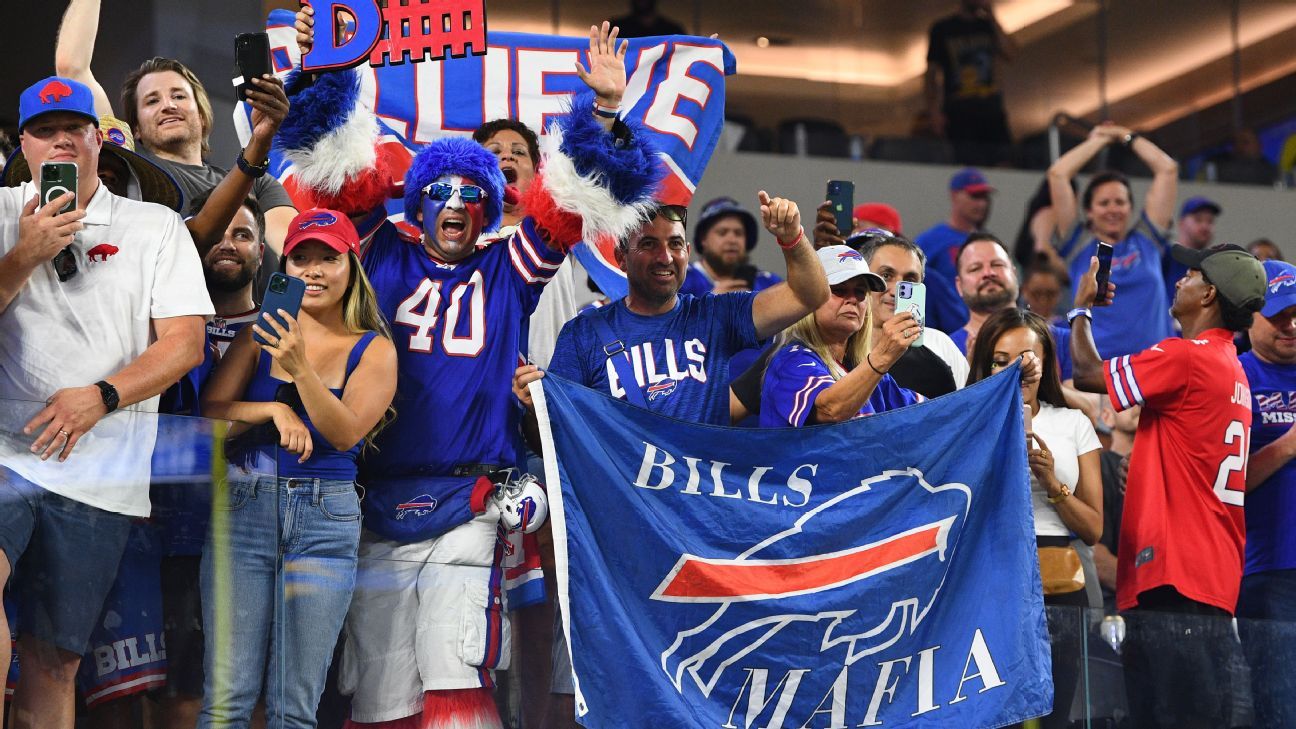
(284, 208, 361, 257)
(851, 202, 902, 235)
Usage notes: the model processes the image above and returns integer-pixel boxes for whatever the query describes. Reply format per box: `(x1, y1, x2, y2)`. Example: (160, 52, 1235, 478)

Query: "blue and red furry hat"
(402, 137, 506, 232)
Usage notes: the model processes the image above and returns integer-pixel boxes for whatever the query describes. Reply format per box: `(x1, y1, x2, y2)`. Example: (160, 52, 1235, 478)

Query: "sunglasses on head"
(423, 182, 488, 204)
(53, 245, 78, 282)
(655, 204, 688, 227)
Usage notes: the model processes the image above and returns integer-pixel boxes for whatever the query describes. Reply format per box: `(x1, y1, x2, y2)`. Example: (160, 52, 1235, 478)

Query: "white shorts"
(339, 511, 510, 723)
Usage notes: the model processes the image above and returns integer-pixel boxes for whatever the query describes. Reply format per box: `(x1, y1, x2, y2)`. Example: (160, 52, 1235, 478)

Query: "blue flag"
(533, 367, 1052, 728)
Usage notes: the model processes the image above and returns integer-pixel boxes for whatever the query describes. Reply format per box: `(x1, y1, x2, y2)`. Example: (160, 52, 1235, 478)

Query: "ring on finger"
(57, 428, 70, 439)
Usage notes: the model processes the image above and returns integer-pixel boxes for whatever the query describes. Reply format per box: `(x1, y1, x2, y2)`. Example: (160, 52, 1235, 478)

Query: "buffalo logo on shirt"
(395, 494, 438, 519)
(1257, 390, 1296, 425)
(87, 243, 120, 262)
(1112, 249, 1139, 271)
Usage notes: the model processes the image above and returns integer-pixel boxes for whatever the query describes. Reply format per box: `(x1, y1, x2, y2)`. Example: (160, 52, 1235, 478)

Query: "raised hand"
(575, 21, 627, 107)
(813, 201, 846, 248)
(295, 4, 315, 58)
(16, 193, 84, 269)
(758, 190, 802, 244)
(245, 75, 289, 145)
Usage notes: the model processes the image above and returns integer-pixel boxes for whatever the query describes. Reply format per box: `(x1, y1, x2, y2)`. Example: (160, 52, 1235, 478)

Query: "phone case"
(1094, 242, 1115, 305)
(826, 180, 854, 237)
(895, 281, 927, 348)
(234, 32, 273, 102)
(40, 162, 77, 215)
(253, 273, 306, 346)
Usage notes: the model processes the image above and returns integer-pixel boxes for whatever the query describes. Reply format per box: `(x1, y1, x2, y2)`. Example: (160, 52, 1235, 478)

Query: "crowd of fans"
(0, 2, 1294, 729)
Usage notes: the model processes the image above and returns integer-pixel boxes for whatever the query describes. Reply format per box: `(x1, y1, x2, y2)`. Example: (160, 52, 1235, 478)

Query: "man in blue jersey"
(515, 192, 828, 426)
(914, 167, 996, 333)
(283, 17, 660, 728)
(1237, 258, 1296, 728)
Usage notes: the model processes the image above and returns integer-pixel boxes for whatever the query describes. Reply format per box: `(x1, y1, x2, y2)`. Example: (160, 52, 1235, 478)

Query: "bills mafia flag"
(246, 9, 738, 299)
(531, 366, 1052, 728)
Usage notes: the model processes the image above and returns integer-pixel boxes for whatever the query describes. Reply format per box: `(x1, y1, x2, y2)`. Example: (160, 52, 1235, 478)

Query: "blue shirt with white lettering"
(1239, 350, 1296, 574)
(548, 293, 759, 425)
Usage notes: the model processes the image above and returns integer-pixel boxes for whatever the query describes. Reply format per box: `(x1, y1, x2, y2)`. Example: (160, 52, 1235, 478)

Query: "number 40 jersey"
(359, 218, 564, 481)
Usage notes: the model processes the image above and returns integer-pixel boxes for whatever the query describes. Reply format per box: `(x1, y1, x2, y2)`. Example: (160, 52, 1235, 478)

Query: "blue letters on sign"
(300, 0, 383, 72)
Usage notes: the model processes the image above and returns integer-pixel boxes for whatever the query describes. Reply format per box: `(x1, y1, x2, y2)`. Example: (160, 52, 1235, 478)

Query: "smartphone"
(234, 32, 273, 103)
(40, 162, 77, 214)
(895, 281, 927, 348)
(1024, 404, 1033, 433)
(733, 264, 758, 290)
(253, 273, 306, 346)
(1093, 242, 1114, 305)
(826, 180, 854, 237)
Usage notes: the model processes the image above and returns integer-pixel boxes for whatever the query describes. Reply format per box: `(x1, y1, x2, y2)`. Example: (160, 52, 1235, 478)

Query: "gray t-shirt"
(144, 153, 294, 216)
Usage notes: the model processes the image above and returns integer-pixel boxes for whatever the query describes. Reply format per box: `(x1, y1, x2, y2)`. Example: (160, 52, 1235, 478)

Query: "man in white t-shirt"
(0, 76, 211, 729)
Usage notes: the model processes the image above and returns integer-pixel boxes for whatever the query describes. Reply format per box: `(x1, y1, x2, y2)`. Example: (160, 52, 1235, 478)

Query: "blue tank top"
(242, 331, 379, 480)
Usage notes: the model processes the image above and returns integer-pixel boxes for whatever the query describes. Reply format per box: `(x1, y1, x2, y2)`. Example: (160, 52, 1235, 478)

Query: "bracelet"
(1066, 307, 1092, 324)
(865, 352, 886, 376)
(776, 226, 804, 249)
(1122, 132, 1140, 147)
(593, 100, 621, 119)
(1047, 484, 1072, 504)
(236, 149, 269, 178)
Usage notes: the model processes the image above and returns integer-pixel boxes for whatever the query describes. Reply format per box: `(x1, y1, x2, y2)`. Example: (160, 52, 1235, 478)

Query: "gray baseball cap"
(1170, 243, 1266, 311)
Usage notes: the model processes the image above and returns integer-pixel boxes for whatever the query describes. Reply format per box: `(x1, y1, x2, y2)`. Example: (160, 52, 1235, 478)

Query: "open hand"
(575, 21, 627, 107)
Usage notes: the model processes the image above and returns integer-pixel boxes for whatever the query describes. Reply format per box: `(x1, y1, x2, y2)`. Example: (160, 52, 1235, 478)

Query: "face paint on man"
(420, 174, 486, 262)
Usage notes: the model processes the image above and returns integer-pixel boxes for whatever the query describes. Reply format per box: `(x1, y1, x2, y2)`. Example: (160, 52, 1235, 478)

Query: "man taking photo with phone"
(0, 76, 212, 729)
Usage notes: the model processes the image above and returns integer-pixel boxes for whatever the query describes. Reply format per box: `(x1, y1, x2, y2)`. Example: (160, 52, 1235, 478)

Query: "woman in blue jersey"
(967, 308, 1101, 729)
(1047, 122, 1178, 358)
(760, 245, 921, 427)
(198, 209, 397, 728)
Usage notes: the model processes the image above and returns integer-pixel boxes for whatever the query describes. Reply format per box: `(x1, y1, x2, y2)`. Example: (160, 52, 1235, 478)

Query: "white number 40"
(394, 272, 486, 356)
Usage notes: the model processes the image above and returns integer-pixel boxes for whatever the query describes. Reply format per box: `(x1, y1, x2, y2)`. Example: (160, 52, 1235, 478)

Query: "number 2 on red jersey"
(1212, 419, 1248, 506)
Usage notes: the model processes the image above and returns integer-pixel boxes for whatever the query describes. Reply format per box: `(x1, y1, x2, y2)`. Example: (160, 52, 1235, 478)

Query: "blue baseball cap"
(1261, 259, 1296, 318)
(695, 196, 758, 251)
(949, 167, 993, 194)
(18, 77, 98, 131)
(1179, 195, 1221, 218)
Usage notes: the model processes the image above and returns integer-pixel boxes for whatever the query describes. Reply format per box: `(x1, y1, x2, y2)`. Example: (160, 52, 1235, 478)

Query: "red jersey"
(1104, 328, 1249, 613)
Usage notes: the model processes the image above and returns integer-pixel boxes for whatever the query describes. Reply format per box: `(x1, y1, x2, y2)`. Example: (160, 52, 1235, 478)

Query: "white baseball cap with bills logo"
(816, 245, 885, 292)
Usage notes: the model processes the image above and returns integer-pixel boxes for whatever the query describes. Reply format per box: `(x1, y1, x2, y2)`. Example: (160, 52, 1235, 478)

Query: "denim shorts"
(0, 466, 131, 654)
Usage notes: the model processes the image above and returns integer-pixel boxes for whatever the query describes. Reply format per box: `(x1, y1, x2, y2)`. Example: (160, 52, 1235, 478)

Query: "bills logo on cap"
(1269, 272, 1294, 294)
(300, 211, 338, 229)
(106, 128, 127, 146)
(837, 249, 864, 263)
(39, 80, 74, 104)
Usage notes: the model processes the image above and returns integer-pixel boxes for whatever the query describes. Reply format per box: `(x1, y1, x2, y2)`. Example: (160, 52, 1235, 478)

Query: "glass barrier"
(5, 400, 1296, 728)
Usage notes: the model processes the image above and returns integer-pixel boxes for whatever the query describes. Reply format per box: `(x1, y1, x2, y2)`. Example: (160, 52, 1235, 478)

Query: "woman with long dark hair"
(968, 308, 1102, 729)
(1047, 122, 1178, 358)
(198, 209, 397, 727)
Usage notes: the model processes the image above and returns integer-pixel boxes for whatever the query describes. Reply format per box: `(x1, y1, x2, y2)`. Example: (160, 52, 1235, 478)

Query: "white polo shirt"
(0, 181, 213, 516)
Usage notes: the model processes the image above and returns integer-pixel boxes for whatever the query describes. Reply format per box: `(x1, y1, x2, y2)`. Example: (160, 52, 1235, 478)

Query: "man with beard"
(914, 167, 995, 333)
(679, 197, 782, 296)
(952, 233, 1072, 380)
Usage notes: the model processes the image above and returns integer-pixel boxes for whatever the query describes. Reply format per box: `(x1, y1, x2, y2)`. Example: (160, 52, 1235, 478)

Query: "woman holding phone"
(199, 208, 397, 727)
(760, 245, 922, 427)
(967, 308, 1102, 729)
(1046, 122, 1178, 358)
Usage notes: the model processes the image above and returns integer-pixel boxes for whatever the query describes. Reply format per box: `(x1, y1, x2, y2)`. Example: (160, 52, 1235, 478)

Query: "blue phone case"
(895, 281, 927, 348)
(253, 273, 306, 345)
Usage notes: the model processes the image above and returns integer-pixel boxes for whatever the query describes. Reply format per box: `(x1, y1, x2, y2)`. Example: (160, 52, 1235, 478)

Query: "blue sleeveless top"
(241, 331, 379, 480)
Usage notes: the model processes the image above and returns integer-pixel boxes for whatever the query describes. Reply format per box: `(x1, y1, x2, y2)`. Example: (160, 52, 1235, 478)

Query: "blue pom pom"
(403, 137, 506, 232)
(553, 90, 660, 207)
(274, 70, 361, 154)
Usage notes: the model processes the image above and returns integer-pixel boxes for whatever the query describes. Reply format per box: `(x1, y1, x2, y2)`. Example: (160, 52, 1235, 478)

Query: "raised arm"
(810, 312, 919, 423)
(751, 192, 829, 340)
(1046, 128, 1110, 238)
(54, 0, 114, 117)
(1067, 256, 1116, 393)
(1128, 133, 1179, 230)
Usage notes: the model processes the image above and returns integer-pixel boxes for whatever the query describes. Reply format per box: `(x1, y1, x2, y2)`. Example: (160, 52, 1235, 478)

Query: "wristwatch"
(94, 380, 120, 414)
(1066, 307, 1092, 324)
(1047, 484, 1072, 504)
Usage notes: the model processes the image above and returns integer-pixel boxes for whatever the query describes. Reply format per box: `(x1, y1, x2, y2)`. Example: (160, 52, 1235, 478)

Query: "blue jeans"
(1238, 569, 1296, 729)
(198, 474, 360, 728)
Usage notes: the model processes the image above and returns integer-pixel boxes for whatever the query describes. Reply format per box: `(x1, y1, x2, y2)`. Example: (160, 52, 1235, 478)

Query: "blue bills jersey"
(360, 218, 564, 481)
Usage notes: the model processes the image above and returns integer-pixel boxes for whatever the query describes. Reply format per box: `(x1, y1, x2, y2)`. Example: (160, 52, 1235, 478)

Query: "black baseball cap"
(1170, 243, 1265, 311)
(694, 197, 758, 251)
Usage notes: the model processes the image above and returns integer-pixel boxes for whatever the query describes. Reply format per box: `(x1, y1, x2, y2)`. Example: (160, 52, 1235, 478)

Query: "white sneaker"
(493, 472, 548, 534)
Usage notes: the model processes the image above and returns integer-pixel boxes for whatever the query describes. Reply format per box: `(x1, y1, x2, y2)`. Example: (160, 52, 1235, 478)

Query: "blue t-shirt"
(950, 321, 1073, 381)
(360, 218, 564, 481)
(759, 343, 920, 427)
(678, 261, 782, 298)
(1239, 351, 1296, 574)
(548, 293, 759, 425)
(913, 222, 972, 333)
(1059, 211, 1173, 359)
